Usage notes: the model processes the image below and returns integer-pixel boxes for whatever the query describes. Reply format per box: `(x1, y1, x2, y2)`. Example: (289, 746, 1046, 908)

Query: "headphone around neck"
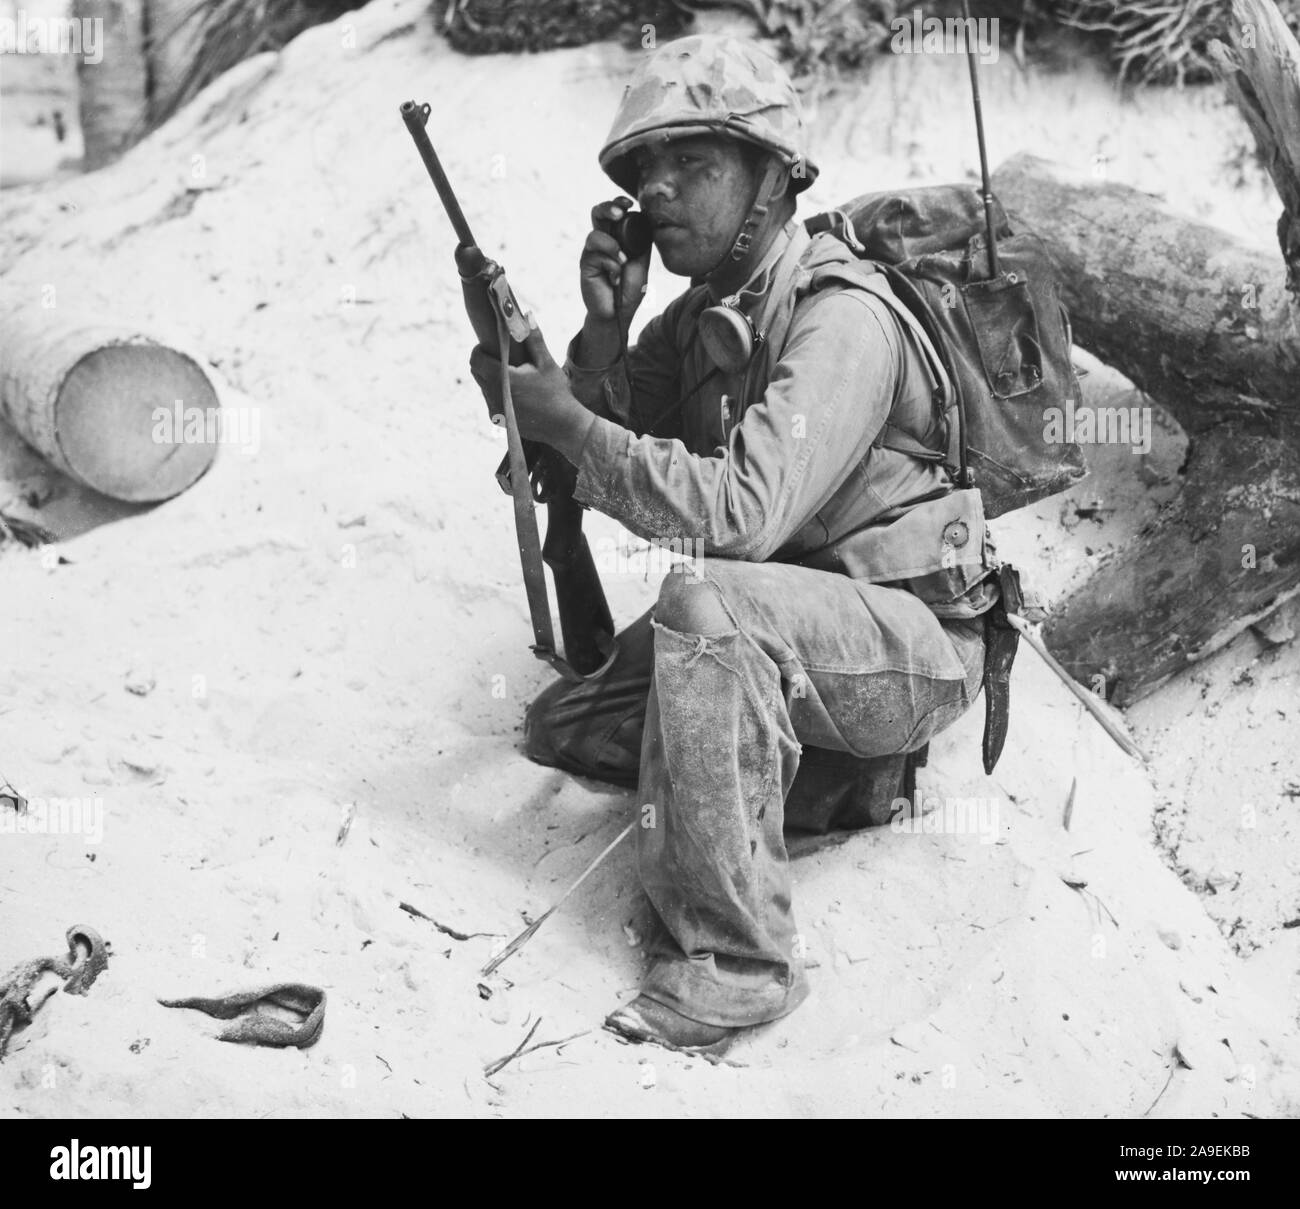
(697, 221, 796, 374)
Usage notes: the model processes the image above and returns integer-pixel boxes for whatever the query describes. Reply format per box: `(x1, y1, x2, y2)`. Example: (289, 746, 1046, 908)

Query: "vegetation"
(82, 0, 1300, 169)
(1057, 0, 1300, 86)
(436, 0, 692, 53)
(438, 0, 1300, 88)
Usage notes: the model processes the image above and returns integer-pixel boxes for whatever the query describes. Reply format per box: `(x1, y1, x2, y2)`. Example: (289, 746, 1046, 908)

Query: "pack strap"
(804, 263, 957, 466)
(875, 425, 948, 463)
(810, 265, 953, 411)
(805, 209, 864, 253)
(863, 268, 973, 487)
(740, 241, 964, 479)
(745, 224, 813, 411)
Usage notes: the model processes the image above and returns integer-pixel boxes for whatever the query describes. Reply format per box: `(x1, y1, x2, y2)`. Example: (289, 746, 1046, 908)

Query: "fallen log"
(991, 153, 1299, 433)
(987, 153, 1300, 702)
(0, 306, 219, 502)
(989, 0, 1300, 704)
(1033, 432, 1300, 706)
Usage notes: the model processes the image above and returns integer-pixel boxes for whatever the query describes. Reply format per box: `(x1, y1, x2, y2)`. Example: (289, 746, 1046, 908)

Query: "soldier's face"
(633, 135, 761, 277)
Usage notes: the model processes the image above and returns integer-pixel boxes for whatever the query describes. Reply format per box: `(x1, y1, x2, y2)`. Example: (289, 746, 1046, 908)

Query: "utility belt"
(799, 488, 1021, 774)
(812, 488, 995, 619)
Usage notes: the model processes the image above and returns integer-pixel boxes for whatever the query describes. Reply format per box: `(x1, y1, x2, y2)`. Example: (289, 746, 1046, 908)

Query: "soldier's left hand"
(469, 321, 594, 457)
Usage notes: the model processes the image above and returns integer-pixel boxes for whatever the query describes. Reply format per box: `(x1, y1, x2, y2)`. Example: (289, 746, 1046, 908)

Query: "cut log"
(0, 307, 219, 503)
(991, 153, 1299, 434)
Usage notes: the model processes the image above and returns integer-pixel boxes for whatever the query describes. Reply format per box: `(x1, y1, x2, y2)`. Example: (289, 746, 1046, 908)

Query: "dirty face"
(633, 134, 764, 278)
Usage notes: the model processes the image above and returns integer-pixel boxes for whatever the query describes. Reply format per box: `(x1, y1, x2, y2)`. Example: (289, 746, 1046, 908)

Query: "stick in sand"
(481, 820, 637, 978)
(1004, 613, 1150, 764)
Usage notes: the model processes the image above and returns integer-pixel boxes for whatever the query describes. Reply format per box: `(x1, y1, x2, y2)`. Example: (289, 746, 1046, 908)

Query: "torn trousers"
(525, 559, 985, 1028)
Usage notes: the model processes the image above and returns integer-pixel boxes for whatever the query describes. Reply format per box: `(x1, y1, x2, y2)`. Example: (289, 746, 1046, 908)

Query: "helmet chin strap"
(703, 156, 790, 287)
(722, 217, 797, 307)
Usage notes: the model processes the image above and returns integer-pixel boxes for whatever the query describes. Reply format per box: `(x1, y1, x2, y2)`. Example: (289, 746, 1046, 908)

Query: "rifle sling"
(493, 310, 583, 683)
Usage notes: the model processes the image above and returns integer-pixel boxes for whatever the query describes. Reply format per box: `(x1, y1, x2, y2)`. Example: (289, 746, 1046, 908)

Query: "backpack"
(804, 184, 1087, 519)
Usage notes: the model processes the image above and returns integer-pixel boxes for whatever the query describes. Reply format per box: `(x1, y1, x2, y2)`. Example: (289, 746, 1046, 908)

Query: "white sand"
(1, 0, 1296, 1117)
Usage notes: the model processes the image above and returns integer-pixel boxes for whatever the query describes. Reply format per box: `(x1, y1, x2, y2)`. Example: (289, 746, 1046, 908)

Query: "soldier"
(470, 34, 998, 1051)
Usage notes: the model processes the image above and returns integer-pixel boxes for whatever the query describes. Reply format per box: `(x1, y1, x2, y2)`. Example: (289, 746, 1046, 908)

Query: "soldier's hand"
(581, 197, 651, 326)
(468, 321, 594, 461)
(467, 318, 559, 430)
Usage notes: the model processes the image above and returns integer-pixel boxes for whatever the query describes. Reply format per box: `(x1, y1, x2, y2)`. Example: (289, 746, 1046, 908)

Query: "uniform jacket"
(565, 223, 998, 619)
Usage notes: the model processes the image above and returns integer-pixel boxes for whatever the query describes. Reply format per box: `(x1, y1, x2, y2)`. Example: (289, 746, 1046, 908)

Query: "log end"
(58, 343, 219, 502)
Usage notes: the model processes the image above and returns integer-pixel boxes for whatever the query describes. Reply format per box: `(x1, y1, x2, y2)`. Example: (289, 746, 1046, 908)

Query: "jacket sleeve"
(570, 287, 905, 561)
(562, 292, 697, 437)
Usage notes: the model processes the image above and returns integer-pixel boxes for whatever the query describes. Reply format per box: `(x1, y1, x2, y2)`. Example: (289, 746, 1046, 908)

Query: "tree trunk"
(145, 0, 208, 126)
(1210, 0, 1300, 295)
(74, 0, 148, 169)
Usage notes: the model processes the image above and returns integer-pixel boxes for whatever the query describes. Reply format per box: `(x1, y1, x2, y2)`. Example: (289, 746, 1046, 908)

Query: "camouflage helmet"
(599, 35, 818, 196)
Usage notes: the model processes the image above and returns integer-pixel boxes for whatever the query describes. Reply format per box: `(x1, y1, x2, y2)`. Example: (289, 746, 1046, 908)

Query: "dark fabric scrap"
(160, 983, 325, 1049)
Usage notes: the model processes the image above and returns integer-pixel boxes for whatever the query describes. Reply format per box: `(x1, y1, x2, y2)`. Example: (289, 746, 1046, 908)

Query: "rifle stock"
(540, 476, 615, 677)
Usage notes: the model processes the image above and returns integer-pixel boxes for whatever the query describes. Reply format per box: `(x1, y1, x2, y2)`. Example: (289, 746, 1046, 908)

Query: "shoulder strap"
(749, 232, 863, 396)
(744, 238, 956, 469)
(805, 263, 955, 464)
(809, 264, 952, 409)
(747, 225, 812, 388)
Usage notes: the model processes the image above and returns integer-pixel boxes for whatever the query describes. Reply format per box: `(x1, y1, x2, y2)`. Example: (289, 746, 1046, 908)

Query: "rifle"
(400, 100, 616, 681)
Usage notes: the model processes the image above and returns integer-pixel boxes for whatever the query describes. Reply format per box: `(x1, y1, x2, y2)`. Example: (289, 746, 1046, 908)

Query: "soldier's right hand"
(581, 197, 651, 326)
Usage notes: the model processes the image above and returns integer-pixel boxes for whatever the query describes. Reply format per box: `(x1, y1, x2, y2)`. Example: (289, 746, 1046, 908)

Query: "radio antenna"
(961, 0, 1000, 279)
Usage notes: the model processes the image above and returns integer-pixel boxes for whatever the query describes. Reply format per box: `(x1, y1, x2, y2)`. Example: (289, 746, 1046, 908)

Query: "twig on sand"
(0, 770, 29, 814)
(1093, 894, 1119, 929)
(1004, 613, 1149, 763)
(1143, 1051, 1187, 1118)
(1061, 877, 1119, 929)
(335, 801, 357, 846)
(399, 901, 491, 942)
(483, 1017, 542, 1079)
(483, 1022, 592, 1080)
(480, 820, 637, 978)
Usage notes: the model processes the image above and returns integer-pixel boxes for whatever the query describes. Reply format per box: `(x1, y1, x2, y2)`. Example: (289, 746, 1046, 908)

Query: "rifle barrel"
(400, 100, 477, 249)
